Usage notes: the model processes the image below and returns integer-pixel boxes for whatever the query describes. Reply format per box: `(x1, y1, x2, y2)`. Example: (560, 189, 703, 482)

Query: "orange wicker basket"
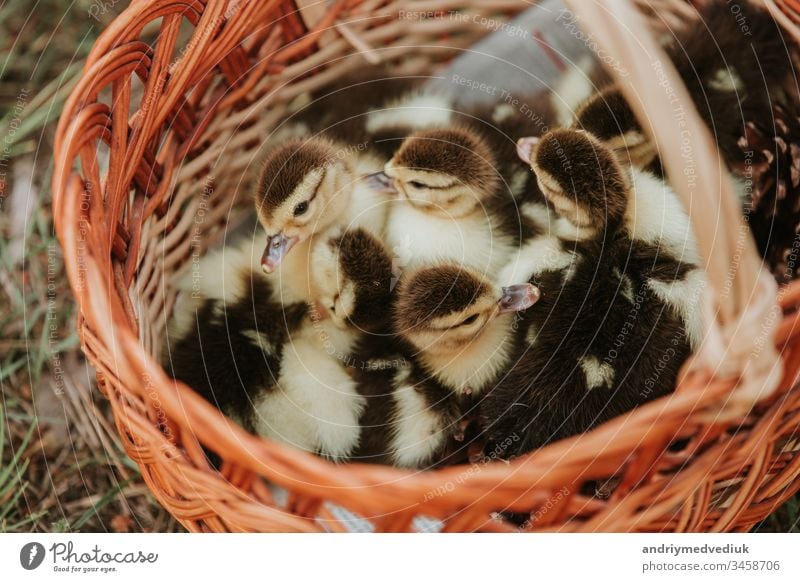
(53, 0, 800, 532)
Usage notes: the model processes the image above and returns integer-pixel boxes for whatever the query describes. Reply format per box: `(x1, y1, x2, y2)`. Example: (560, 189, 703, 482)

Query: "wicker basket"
(52, 0, 800, 532)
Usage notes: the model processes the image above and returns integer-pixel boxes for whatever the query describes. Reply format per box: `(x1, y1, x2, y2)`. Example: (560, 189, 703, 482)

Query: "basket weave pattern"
(53, 0, 800, 532)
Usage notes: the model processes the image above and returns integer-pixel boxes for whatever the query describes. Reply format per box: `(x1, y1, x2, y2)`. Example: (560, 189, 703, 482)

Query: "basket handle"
(295, 0, 327, 28)
(561, 0, 784, 413)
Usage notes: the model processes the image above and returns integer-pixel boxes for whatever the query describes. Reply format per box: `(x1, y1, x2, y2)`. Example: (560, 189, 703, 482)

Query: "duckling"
(466, 93, 561, 240)
(457, 91, 558, 206)
(667, 2, 791, 167)
(480, 128, 701, 455)
(308, 225, 395, 332)
(350, 266, 539, 469)
(485, 249, 691, 455)
(664, 3, 798, 282)
(393, 264, 540, 398)
(253, 227, 393, 460)
(368, 126, 539, 278)
(165, 227, 394, 461)
(255, 136, 390, 287)
(573, 86, 660, 174)
(513, 128, 707, 348)
(517, 128, 630, 239)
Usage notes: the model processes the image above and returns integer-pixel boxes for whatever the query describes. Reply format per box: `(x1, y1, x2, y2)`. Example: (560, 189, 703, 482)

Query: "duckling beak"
(516, 137, 540, 165)
(498, 284, 541, 313)
(362, 171, 398, 194)
(261, 232, 298, 273)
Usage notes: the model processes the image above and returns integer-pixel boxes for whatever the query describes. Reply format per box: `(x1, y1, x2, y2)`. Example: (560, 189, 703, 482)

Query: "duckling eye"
(459, 314, 479, 326)
(293, 201, 309, 216)
(408, 180, 427, 190)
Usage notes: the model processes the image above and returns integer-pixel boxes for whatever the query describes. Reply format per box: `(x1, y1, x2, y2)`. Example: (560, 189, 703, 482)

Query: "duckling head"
(255, 138, 355, 273)
(310, 228, 393, 331)
(574, 87, 656, 168)
(517, 128, 630, 234)
(393, 264, 539, 354)
(370, 127, 500, 219)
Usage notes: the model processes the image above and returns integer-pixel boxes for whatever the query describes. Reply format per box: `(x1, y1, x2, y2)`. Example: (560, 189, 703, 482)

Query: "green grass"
(0, 406, 39, 531)
(753, 496, 800, 533)
(0, 0, 179, 533)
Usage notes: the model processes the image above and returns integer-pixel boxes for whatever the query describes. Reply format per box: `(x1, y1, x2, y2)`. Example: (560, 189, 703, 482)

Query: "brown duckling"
(476, 128, 704, 456)
(368, 126, 539, 278)
(485, 262, 695, 457)
(309, 226, 395, 332)
(573, 86, 659, 172)
(456, 90, 557, 203)
(254, 137, 390, 295)
(350, 265, 538, 469)
(393, 264, 539, 398)
(522, 127, 630, 237)
(513, 127, 706, 348)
